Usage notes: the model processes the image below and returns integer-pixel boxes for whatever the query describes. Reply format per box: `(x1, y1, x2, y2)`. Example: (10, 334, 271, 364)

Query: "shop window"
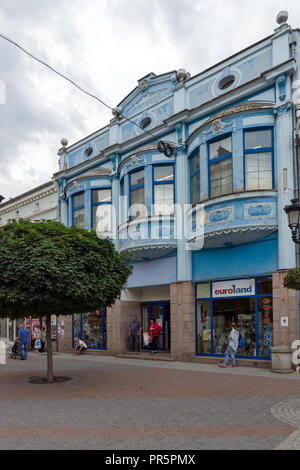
(129, 169, 145, 220)
(244, 129, 273, 191)
(209, 136, 232, 198)
(197, 300, 211, 354)
(213, 297, 256, 356)
(72, 193, 85, 228)
(190, 150, 200, 205)
(73, 309, 107, 349)
(92, 188, 111, 233)
(196, 277, 273, 359)
(153, 165, 174, 216)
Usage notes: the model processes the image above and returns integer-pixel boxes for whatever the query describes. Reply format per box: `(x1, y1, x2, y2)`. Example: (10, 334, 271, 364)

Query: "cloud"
(0, 0, 299, 200)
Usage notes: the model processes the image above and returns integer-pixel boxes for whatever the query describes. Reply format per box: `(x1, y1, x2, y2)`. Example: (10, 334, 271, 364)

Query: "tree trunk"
(46, 315, 53, 382)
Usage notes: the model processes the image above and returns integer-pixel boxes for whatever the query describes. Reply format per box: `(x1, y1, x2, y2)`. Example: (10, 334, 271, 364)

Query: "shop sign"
(212, 279, 255, 298)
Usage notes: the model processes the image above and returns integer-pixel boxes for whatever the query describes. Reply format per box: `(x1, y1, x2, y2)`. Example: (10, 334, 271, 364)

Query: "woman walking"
(148, 318, 162, 354)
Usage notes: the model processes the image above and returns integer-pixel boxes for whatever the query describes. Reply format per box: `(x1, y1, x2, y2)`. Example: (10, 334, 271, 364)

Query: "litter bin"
(271, 346, 293, 374)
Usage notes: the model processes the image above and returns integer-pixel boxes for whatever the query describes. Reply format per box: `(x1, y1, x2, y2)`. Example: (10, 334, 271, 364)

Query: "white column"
(275, 103, 296, 269)
(176, 148, 192, 281)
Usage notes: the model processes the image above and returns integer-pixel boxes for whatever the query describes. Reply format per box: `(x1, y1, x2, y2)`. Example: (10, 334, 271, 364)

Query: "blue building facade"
(54, 18, 300, 364)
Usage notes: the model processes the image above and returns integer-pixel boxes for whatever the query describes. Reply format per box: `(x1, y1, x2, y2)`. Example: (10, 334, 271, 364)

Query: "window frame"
(129, 168, 145, 221)
(91, 187, 112, 233)
(189, 148, 200, 205)
(72, 192, 85, 228)
(208, 134, 233, 199)
(152, 163, 175, 216)
(243, 127, 274, 191)
(72, 308, 107, 350)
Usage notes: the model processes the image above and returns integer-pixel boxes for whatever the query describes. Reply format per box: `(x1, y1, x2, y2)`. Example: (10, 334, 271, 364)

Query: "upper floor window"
(129, 169, 145, 220)
(190, 150, 200, 205)
(72, 193, 85, 228)
(209, 135, 232, 198)
(92, 189, 111, 233)
(244, 129, 273, 191)
(153, 165, 174, 216)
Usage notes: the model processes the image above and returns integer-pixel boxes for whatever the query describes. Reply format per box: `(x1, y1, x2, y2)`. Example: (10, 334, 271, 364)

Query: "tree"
(283, 268, 300, 291)
(0, 219, 132, 381)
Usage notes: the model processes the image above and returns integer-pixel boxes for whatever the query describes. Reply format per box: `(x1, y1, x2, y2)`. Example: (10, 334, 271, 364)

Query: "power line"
(0, 31, 160, 141)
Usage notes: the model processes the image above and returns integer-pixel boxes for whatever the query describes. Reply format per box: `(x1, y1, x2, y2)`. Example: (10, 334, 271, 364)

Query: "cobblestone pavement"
(1, 352, 300, 450)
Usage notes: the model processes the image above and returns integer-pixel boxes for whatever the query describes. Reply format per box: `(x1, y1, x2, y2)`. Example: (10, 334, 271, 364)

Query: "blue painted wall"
(126, 255, 177, 288)
(192, 235, 278, 281)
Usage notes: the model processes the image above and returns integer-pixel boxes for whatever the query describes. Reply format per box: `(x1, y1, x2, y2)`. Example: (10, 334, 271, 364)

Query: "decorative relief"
(122, 155, 146, 174)
(273, 102, 292, 118)
(201, 118, 236, 143)
(277, 75, 286, 102)
(206, 206, 234, 226)
(244, 202, 276, 220)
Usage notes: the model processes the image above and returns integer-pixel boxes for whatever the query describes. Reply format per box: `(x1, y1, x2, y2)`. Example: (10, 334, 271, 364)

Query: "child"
(34, 334, 41, 353)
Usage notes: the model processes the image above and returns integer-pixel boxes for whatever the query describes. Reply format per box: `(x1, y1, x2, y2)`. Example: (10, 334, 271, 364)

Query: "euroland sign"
(212, 279, 256, 298)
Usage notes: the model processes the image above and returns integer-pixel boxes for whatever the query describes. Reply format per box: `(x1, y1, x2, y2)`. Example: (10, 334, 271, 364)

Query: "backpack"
(238, 333, 244, 349)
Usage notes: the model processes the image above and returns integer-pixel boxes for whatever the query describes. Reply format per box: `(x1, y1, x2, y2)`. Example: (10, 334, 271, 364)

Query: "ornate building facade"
(3, 16, 300, 366)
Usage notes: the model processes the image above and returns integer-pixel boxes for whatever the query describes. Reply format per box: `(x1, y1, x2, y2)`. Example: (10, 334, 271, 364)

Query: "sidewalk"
(1, 352, 300, 450)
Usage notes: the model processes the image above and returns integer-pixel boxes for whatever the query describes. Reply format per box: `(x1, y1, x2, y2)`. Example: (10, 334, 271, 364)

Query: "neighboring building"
(0, 181, 58, 341)
(54, 14, 300, 365)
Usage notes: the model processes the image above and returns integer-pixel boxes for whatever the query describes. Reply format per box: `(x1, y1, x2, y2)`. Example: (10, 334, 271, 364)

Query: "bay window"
(72, 192, 85, 228)
(129, 169, 145, 220)
(153, 165, 174, 216)
(92, 188, 111, 233)
(244, 129, 273, 191)
(190, 150, 200, 205)
(209, 135, 232, 198)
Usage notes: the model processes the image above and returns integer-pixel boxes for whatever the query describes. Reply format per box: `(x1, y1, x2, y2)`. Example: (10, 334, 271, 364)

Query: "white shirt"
(229, 328, 239, 352)
(79, 340, 87, 349)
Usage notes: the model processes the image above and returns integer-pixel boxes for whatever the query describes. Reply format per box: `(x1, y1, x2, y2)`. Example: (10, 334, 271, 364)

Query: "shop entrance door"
(141, 302, 170, 351)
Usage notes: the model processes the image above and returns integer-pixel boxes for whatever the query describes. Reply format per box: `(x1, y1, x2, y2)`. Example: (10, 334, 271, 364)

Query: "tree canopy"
(283, 267, 300, 291)
(0, 219, 132, 319)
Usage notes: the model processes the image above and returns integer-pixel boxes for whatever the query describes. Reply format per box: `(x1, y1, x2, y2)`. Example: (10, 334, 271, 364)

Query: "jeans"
(224, 345, 236, 366)
(20, 343, 28, 360)
(130, 334, 140, 352)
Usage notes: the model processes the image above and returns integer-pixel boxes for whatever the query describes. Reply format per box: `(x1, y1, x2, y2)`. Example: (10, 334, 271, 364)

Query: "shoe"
(218, 363, 227, 368)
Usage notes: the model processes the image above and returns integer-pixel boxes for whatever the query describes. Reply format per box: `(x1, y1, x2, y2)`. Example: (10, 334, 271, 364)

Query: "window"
(209, 136, 232, 198)
(92, 188, 111, 233)
(244, 129, 273, 190)
(73, 309, 107, 349)
(72, 193, 85, 228)
(129, 169, 145, 220)
(190, 151, 200, 205)
(153, 165, 174, 216)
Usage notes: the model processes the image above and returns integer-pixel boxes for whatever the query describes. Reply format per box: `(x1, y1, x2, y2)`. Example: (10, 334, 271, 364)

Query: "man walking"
(218, 322, 239, 368)
(17, 323, 29, 360)
(128, 316, 142, 352)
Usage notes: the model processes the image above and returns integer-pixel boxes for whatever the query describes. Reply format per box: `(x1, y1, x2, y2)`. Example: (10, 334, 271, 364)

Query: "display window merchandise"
(196, 277, 273, 359)
(72, 309, 107, 349)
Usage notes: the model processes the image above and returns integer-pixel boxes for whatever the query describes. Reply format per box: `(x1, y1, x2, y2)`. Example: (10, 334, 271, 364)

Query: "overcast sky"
(0, 0, 299, 200)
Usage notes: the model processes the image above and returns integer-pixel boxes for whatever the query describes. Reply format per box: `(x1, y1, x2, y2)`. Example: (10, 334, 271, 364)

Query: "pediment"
(118, 71, 176, 117)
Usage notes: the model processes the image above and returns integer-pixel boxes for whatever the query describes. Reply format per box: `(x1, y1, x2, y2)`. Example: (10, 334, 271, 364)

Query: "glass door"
(141, 302, 170, 351)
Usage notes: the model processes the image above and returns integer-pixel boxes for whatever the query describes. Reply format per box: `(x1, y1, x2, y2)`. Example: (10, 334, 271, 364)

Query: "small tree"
(283, 268, 300, 291)
(0, 219, 132, 381)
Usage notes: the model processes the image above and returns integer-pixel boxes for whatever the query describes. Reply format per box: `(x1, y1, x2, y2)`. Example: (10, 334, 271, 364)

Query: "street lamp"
(284, 199, 300, 245)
